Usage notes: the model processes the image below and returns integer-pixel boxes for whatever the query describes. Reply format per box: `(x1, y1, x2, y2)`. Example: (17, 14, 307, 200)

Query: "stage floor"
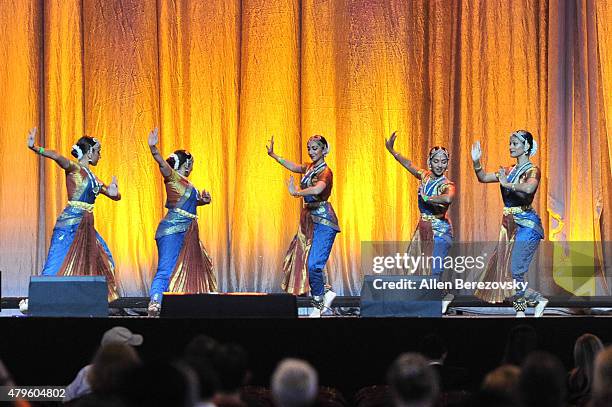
(2, 295, 612, 318)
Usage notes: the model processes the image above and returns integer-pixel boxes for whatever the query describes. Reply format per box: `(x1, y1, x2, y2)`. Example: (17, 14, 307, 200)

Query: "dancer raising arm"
(385, 131, 455, 313)
(27, 127, 120, 301)
(147, 128, 217, 316)
(471, 131, 547, 317)
(267, 135, 340, 317)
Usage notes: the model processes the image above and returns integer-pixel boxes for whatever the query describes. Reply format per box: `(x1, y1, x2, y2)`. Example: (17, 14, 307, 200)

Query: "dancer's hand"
(200, 189, 211, 204)
(497, 167, 508, 185)
(417, 183, 425, 199)
(148, 128, 159, 147)
(471, 141, 482, 162)
(27, 127, 37, 150)
(107, 176, 119, 197)
(266, 136, 276, 158)
(287, 176, 299, 197)
(385, 131, 398, 154)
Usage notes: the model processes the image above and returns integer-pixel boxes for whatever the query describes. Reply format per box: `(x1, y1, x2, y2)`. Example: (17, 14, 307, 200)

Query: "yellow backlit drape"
(1, 0, 610, 297)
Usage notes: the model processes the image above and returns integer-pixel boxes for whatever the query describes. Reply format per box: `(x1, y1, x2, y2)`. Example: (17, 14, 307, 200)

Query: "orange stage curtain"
(0, 0, 610, 297)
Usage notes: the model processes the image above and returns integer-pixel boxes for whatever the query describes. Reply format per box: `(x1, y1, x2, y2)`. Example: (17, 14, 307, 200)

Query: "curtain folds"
(0, 0, 610, 297)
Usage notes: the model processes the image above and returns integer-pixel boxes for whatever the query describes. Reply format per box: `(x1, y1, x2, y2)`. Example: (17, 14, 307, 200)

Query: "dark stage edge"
(4, 295, 612, 314)
(1, 317, 612, 401)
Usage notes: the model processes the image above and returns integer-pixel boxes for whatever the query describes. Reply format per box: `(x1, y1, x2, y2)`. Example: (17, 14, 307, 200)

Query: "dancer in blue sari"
(471, 130, 547, 317)
(147, 128, 217, 316)
(27, 127, 120, 301)
(267, 135, 340, 317)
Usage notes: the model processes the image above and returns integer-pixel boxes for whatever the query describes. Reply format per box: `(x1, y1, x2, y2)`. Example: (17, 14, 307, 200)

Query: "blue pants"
(150, 231, 187, 302)
(432, 235, 452, 277)
(307, 223, 337, 296)
(511, 226, 541, 296)
(42, 225, 114, 276)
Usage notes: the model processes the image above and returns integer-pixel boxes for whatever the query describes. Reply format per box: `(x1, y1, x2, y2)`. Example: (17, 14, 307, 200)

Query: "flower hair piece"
(169, 153, 180, 170)
(72, 144, 84, 160)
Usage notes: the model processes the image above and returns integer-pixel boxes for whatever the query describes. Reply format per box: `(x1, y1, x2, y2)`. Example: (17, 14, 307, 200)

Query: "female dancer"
(27, 127, 120, 300)
(471, 130, 547, 317)
(267, 135, 340, 317)
(147, 128, 217, 316)
(385, 131, 455, 312)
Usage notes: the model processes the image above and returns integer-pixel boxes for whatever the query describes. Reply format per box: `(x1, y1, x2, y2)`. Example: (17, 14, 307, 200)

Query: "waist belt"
(503, 205, 532, 215)
(171, 207, 198, 219)
(304, 201, 327, 209)
(421, 213, 445, 221)
(67, 201, 94, 212)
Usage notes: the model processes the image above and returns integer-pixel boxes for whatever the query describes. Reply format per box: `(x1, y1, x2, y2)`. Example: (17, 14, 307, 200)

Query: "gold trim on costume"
(172, 207, 197, 219)
(311, 215, 340, 231)
(502, 205, 532, 215)
(421, 214, 445, 221)
(67, 201, 94, 212)
(304, 201, 327, 209)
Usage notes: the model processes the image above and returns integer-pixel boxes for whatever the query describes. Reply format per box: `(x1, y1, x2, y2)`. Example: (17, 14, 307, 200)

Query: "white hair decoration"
(529, 139, 538, 156)
(72, 144, 84, 160)
(512, 131, 538, 157)
(169, 153, 180, 170)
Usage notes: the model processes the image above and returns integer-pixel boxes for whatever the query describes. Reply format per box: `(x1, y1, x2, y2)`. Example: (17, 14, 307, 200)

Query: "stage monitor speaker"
(160, 293, 297, 318)
(28, 276, 108, 317)
(360, 275, 443, 317)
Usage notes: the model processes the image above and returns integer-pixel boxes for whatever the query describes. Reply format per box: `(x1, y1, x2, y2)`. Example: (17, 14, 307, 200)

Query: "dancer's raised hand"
(27, 127, 37, 150)
(471, 141, 482, 162)
(266, 136, 275, 157)
(385, 131, 398, 154)
(148, 128, 159, 147)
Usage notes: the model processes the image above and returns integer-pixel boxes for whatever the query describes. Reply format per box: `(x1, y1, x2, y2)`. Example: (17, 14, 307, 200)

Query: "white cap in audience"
(101, 326, 143, 346)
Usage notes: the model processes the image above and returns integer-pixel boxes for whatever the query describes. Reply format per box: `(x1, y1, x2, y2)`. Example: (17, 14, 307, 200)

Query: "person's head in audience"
(87, 343, 141, 396)
(119, 361, 198, 407)
(212, 343, 249, 397)
(387, 353, 439, 407)
(482, 365, 520, 400)
(185, 335, 219, 360)
(271, 358, 318, 407)
(518, 351, 566, 407)
(502, 324, 538, 366)
(570, 333, 603, 391)
(419, 334, 447, 363)
(184, 335, 220, 403)
(591, 346, 612, 407)
(101, 326, 144, 347)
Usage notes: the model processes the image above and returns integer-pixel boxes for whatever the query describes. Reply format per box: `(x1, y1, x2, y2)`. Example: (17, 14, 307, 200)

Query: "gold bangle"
(474, 166, 482, 171)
